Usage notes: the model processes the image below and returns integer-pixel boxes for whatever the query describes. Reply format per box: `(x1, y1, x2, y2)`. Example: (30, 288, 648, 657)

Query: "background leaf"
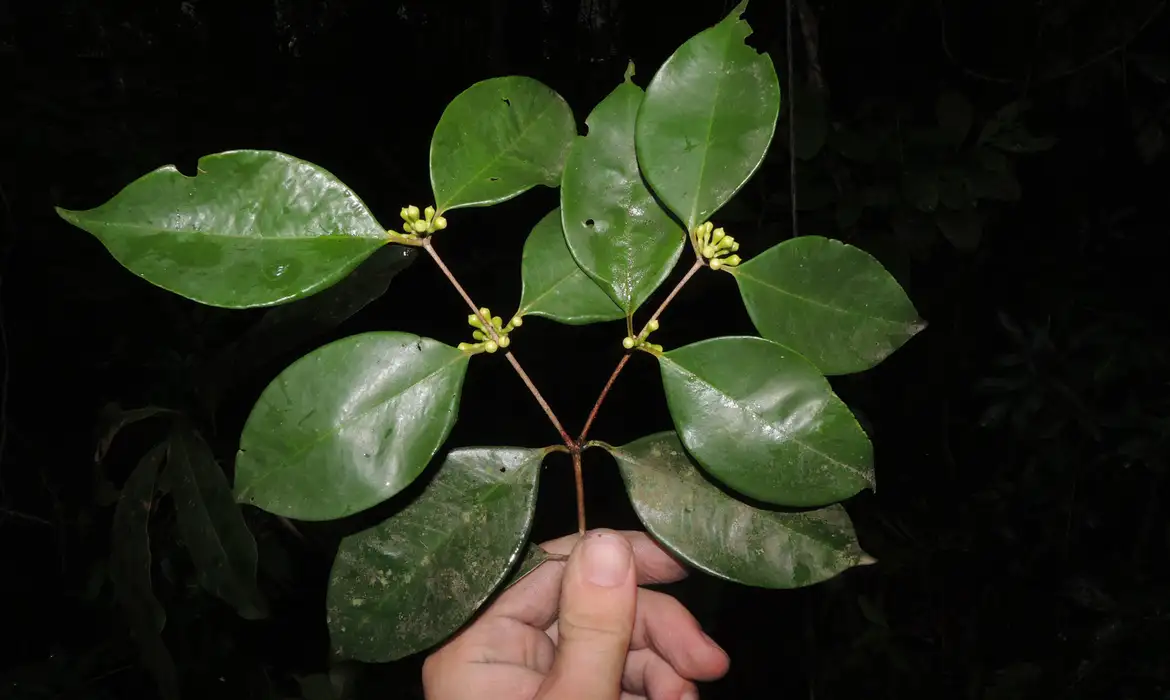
(658, 336, 874, 507)
(55, 150, 390, 309)
(936, 208, 983, 251)
(94, 403, 174, 463)
(518, 208, 625, 324)
(327, 447, 543, 662)
(110, 442, 179, 700)
(732, 236, 925, 375)
(166, 422, 267, 620)
(430, 76, 576, 212)
(610, 431, 870, 588)
(635, 1, 781, 230)
(235, 332, 469, 521)
(935, 89, 973, 147)
(561, 75, 686, 314)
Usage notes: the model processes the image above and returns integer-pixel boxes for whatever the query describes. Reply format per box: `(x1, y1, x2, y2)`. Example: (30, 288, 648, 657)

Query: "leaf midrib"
(687, 25, 735, 229)
(521, 265, 621, 318)
(71, 215, 387, 242)
(660, 359, 870, 483)
(736, 268, 913, 327)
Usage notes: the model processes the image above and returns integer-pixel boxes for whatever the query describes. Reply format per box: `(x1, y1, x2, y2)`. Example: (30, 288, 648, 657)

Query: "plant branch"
(421, 239, 573, 448)
(576, 259, 704, 445)
(572, 451, 586, 534)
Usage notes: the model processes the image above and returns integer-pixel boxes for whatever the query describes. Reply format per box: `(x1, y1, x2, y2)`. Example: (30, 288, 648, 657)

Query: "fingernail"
(581, 533, 631, 587)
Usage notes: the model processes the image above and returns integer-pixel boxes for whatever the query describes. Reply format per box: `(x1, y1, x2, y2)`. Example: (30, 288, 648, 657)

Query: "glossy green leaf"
(430, 76, 576, 212)
(658, 336, 874, 507)
(166, 422, 267, 619)
(635, 1, 781, 230)
(55, 150, 391, 309)
(561, 75, 686, 313)
(518, 208, 625, 324)
(110, 442, 179, 699)
(610, 432, 870, 588)
(327, 447, 544, 662)
(733, 236, 925, 375)
(235, 332, 469, 521)
(935, 89, 973, 146)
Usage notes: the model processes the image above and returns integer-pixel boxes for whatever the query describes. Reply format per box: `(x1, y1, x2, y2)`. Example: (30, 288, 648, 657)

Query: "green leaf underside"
(518, 208, 625, 324)
(327, 447, 543, 662)
(504, 544, 553, 590)
(635, 1, 781, 230)
(55, 150, 389, 309)
(430, 76, 577, 212)
(561, 79, 686, 313)
(610, 432, 867, 588)
(110, 441, 180, 699)
(658, 336, 874, 507)
(235, 332, 469, 521)
(166, 423, 267, 619)
(733, 236, 924, 375)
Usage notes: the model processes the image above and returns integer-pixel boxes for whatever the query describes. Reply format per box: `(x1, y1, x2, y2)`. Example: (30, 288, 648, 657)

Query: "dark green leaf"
(518, 208, 625, 324)
(503, 544, 553, 591)
(828, 126, 880, 164)
(900, 168, 939, 212)
(732, 237, 925, 375)
(610, 431, 871, 588)
(935, 89, 973, 146)
(890, 208, 938, 260)
(327, 447, 544, 662)
(658, 336, 874, 507)
(935, 208, 983, 251)
(235, 332, 469, 521)
(430, 77, 576, 212)
(635, 1, 781, 230)
(562, 76, 687, 313)
(167, 422, 267, 619)
(110, 442, 178, 700)
(938, 168, 973, 210)
(94, 403, 174, 462)
(977, 101, 1056, 153)
(56, 150, 391, 309)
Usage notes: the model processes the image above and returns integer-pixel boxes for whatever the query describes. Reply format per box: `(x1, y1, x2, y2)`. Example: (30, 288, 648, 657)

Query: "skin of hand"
(422, 529, 730, 700)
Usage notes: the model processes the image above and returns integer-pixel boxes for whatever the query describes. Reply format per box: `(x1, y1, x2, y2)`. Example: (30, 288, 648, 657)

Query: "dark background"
(2, 0, 1169, 698)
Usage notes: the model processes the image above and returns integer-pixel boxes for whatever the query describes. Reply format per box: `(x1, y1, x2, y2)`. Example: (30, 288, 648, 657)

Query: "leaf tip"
(857, 552, 878, 567)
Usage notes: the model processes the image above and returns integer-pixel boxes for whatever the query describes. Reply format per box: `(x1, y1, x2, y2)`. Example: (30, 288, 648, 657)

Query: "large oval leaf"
(327, 446, 544, 662)
(430, 76, 576, 213)
(55, 150, 390, 309)
(561, 74, 686, 314)
(609, 432, 870, 588)
(518, 208, 625, 324)
(658, 336, 873, 507)
(732, 236, 925, 375)
(635, 1, 781, 230)
(235, 332, 469, 521)
(165, 422, 267, 619)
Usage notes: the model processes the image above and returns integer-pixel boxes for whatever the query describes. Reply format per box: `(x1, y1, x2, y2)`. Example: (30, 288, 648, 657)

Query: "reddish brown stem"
(576, 259, 705, 445)
(572, 450, 586, 534)
(422, 239, 573, 448)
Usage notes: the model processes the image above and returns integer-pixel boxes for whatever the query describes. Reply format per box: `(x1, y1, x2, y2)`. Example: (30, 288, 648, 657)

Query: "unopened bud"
(491, 316, 503, 329)
(457, 342, 474, 352)
(647, 319, 659, 332)
(510, 316, 523, 328)
(433, 216, 447, 230)
(424, 206, 436, 221)
(724, 254, 741, 266)
(730, 241, 739, 252)
(484, 340, 499, 353)
(407, 205, 420, 221)
(479, 307, 490, 317)
(711, 227, 726, 244)
(412, 220, 428, 233)
(400, 208, 411, 222)
(703, 245, 716, 258)
(498, 335, 511, 348)
(622, 336, 636, 349)
(710, 258, 723, 271)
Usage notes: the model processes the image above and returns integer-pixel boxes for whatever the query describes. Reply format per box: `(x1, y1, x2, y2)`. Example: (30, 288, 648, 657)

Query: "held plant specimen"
(57, 3, 924, 663)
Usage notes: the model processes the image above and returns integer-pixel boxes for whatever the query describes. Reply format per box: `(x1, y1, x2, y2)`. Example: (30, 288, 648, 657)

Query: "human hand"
(422, 529, 729, 700)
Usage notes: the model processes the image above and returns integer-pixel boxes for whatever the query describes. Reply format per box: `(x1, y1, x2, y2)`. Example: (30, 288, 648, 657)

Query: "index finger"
(481, 530, 688, 629)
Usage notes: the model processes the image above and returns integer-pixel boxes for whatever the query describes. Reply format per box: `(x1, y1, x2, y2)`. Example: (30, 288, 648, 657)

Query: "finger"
(423, 651, 545, 700)
(621, 648, 699, 700)
(536, 530, 637, 700)
(483, 530, 689, 629)
(546, 589, 728, 682)
(435, 615, 557, 672)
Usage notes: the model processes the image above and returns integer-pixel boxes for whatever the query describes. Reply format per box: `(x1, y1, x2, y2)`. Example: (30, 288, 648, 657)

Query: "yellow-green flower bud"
(622, 336, 636, 349)
(723, 254, 741, 267)
(433, 216, 447, 230)
(647, 319, 660, 332)
(510, 316, 523, 328)
(710, 258, 724, 271)
(498, 335, 511, 348)
(491, 316, 503, 330)
(424, 206, 436, 222)
(703, 245, 716, 259)
(648, 343, 663, 353)
(407, 205, 420, 221)
(711, 227, 726, 244)
(484, 340, 499, 353)
(457, 342, 471, 352)
(400, 207, 411, 222)
(479, 307, 490, 318)
(730, 241, 739, 252)
(412, 219, 428, 233)
(472, 330, 487, 341)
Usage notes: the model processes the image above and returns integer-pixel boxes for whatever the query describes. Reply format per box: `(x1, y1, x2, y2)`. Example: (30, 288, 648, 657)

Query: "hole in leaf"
(585, 219, 595, 227)
(489, 177, 500, 182)
(499, 467, 507, 473)
(502, 97, 511, 107)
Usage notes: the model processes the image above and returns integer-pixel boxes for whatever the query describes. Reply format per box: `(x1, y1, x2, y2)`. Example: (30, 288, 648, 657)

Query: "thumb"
(538, 530, 636, 700)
